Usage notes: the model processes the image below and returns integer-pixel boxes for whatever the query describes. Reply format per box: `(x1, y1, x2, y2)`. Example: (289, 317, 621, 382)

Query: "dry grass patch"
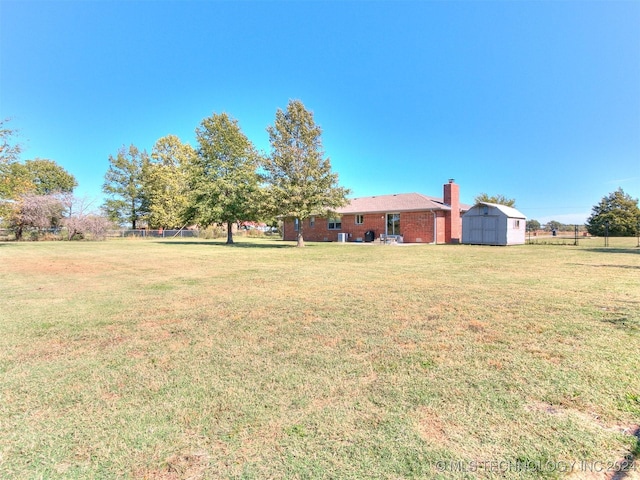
(0, 238, 638, 479)
(413, 406, 451, 446)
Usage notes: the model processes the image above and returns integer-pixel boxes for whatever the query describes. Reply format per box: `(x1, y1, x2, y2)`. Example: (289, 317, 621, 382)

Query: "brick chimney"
(443, 179, 461, 244)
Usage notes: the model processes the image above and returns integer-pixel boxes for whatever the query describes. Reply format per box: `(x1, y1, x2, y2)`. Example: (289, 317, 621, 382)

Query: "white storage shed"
(462, 202, 526, 246)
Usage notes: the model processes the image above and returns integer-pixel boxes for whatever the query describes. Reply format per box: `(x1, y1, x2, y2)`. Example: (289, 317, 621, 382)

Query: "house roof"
(336, 193, 470, 215)
(475, 202, 527, 219)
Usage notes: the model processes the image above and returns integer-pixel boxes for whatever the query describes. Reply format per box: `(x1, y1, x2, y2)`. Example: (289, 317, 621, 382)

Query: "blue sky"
(1, 0, 639, 224)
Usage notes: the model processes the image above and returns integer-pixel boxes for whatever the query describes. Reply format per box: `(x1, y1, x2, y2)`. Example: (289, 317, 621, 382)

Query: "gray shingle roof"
(336, 193, 469, 214)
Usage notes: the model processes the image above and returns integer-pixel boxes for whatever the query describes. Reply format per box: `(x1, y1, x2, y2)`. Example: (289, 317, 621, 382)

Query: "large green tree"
(586, 188, 640, 237)
(1, 157, 76, 227)
(474, 193, 516, 207)
(2, 157, 76, 198)
(188, 113, 263, 244)
(102, 145, 147, 229)
(21, 158, 77, 195)
(0, 121, 77, 232)
(263, 100, 350, 247)
(143, 135, 195, 229)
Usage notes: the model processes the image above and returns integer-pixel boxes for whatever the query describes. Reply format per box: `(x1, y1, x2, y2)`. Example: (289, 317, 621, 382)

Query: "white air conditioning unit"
(337, 233, 348, 242)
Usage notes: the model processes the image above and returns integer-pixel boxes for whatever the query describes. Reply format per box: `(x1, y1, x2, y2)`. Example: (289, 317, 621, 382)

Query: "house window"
(514, 219, 521, 229)
(328, 218, 342, 230)
(310, 216, 315, 228)
(386, 213, 400, 235)
(294, 218, 299, 231)
(355, 214, 364, 225)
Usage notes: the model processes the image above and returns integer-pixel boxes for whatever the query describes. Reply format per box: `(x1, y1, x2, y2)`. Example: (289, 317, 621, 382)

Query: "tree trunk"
(226, 221, 234, 244)
(297, 229, 305, 247)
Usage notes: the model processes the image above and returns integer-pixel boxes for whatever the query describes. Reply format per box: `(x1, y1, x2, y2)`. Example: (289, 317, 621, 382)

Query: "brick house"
(282, 180, 469, 244)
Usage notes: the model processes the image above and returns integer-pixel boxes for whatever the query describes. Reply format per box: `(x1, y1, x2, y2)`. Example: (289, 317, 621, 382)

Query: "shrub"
(245, 229, 265, 238)
(199, 226, 226, 239)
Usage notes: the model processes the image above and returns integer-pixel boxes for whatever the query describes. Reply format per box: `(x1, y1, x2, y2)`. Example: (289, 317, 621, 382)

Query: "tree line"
(2, 101, 639, 243)
(1, 100, 350, 246)
(528, 189, 640, 237)
(0, 120, 111, 240)
(474, 192, 640, 237)
(101, 100, 349, 246)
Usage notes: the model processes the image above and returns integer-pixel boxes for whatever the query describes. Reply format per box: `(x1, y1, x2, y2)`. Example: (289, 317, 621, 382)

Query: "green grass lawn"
(1, 237, 639, 479)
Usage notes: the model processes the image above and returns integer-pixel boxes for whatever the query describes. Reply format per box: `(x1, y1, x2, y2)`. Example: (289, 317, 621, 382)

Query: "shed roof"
(476, 202, 527, 219)
(336, 193, 470, 215)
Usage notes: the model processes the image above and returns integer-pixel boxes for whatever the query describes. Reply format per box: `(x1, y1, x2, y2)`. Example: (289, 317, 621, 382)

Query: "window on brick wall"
(294, 218, 299, 231)
(328, 218, 342, 230)
(310, 216, 315, 228)
(386, 213, 400, 235)
(355, 214, 364, 225)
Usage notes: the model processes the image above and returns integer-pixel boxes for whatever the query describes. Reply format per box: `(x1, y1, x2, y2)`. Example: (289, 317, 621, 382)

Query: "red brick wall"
(400, 211, 435, 243)
(435, 211, 447, 244)
(342, 213, 391, 241)
(444, 181, 461, 243)
(282, 181, 463, 244)
(283, 214, 386, 242)
(283, 211, 441, 243)
(282, 216, 338, 242)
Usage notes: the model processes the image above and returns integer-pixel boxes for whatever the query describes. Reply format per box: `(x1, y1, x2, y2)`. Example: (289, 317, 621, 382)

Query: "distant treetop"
(474, 193, 516, 207)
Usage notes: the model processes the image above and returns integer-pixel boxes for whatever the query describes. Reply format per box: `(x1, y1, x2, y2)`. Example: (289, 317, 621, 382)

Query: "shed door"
(468, 215, 499, 244)
(469, 217, 484, 243)
(482, 216, 498, 244)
